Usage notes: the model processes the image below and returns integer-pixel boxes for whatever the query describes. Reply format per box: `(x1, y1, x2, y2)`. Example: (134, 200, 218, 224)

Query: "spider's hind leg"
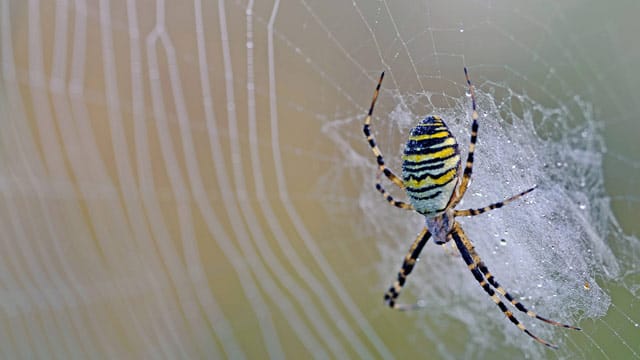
(384, 227, 431, 311)
(460, 225, 581, 330)
(449, 221, 564, 349)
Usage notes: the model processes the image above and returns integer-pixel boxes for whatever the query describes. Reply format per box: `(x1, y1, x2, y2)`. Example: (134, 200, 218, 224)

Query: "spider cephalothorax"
(363, 68, 580, 348)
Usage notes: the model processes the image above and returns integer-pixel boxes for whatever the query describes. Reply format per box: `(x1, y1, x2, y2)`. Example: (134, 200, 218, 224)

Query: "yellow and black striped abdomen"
(402, 116, 460, 216)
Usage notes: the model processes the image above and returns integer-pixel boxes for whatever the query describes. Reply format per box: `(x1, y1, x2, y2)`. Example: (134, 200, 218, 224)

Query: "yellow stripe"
(442, 154, 460, 171)
(410, 131, 450, 141)
(404, 168, 457, 188)
(402, 146, 456, 163)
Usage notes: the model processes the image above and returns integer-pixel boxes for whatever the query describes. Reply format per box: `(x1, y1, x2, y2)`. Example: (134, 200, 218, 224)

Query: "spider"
(363, 68, 581, 349)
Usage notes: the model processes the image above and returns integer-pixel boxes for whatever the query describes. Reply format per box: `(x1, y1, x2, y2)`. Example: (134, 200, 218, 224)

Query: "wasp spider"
(363, 68, 581, 348)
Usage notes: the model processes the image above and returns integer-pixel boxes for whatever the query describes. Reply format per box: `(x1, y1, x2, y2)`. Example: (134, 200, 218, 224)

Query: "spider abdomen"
(402, 115, 461, 215)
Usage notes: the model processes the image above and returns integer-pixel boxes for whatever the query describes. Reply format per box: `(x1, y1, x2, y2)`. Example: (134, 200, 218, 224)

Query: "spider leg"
(363, 71, 405, 189)
(384, 227, 431, 311)
(375, 171, 413, 210)
(454, 186, 536, 217)
(464, 240, 581, 330)
(449, 221, 561, 349)
(450, 68, 479, 207)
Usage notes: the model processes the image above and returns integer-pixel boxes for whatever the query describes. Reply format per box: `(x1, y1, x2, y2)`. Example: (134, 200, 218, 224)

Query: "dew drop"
(500, 238, 507, 246)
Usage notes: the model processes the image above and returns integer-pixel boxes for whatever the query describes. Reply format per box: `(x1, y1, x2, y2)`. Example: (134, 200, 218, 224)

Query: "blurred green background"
(1, 0, 638, 358)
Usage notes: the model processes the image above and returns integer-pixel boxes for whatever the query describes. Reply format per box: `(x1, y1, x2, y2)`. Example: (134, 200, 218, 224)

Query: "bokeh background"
(1, 0, 639, 359)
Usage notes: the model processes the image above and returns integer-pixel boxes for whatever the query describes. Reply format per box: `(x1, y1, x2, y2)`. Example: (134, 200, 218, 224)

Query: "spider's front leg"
(450, 68, 479, 207)
(384, 227, 431, 311)
(363, 71, 405, 189)
(375, 170, 413, 210)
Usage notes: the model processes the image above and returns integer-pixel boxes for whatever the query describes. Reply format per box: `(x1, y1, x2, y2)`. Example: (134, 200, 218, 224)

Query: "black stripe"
(410, 125, 448, 137)
(403, 161, 446, 173)
(397, 273, 406, 286)
(363, 124, 371, 136)
(403, 167, 456, 182)
(404, 136, 450, 152)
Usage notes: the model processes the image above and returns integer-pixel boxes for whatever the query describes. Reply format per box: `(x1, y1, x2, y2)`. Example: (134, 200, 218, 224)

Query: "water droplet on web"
(459, 28, 464, 33)
(579, 204, 586, 210)
(537, 284, 542, 288)
(246, 41, 254, 49)
(500, 238, 507, 246)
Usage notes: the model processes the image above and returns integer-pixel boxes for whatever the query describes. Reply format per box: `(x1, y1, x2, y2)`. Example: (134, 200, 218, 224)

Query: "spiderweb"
(1, 0, 639, 359)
